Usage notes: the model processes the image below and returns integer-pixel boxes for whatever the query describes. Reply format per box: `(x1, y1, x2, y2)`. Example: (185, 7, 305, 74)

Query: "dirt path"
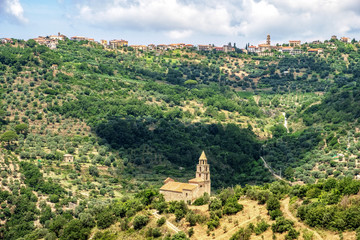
(260, 157, 292, 185)
(282, 198, 323, 240)
(152, 211, 180, 233)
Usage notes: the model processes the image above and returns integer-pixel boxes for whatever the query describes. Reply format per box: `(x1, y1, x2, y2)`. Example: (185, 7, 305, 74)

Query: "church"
(159, 151, 211, 202)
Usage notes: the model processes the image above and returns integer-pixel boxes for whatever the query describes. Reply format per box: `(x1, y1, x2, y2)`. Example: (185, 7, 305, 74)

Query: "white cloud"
(72, 0, 360, 43)
(0, 0, 27, 23)
(166, 30, 193, 40)
(75, 0, 240, 38)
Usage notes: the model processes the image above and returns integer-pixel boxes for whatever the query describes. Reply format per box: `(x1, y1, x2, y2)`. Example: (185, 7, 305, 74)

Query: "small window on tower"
(199, 174, 201, 177)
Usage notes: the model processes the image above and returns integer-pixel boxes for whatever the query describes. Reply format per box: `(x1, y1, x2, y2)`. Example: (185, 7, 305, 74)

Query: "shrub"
(171, 231, 189, 240)
(266, 196, 280, 211)
(157, 217, 166, 226)
(269, 209, 283, 220)
(285, 227, 300, 240)
(49, 194, 60, 203)
(230, 227, 252, 240)
(223, 197, 243, 215)
(254, 219, 270, 235)
(96, 211, 115, 229)
(188, 227, 194, 237)
(271, 217, 294, 233)
(133, 215, 149, 230)
(193, 197, 205, 206)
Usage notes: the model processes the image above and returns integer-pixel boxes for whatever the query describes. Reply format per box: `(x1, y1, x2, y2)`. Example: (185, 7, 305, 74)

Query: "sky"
(1, 0, 360, 47)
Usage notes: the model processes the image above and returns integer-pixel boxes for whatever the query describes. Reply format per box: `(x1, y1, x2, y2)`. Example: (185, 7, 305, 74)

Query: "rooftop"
(160, 181, 197, 193)
(199, 151, 207, 160)
(188, 177, 205, 183)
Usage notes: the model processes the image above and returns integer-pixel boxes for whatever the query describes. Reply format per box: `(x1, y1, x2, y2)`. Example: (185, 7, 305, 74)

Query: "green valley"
(1, 37, 360, 239)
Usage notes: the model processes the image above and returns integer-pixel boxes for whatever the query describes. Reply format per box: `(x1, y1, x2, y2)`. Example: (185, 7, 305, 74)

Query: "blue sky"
(1, 0, 360, 47)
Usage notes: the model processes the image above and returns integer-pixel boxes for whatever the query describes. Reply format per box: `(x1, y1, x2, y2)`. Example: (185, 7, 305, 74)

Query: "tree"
(96, 211, 115, 229)
(266, 196, 280, 212)
(60, 219, 90, 240)
(157, 217, 166, 226)
(284, 167, 295, 179)
(26, 39, 36, 48)
(0, 131, 18, 146)
(184, 80, 198, 89)
(133, 215, 149, 230)
(89, 166, 99, 177)
(270, 124, 287, 138)
(79, 213, 95, 228)
(171, 232, 189, 240)
(230, 227, 251, 240)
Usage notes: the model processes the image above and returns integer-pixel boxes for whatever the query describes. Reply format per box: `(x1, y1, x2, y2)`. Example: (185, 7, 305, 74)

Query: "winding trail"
(152, 211, 180, 233)
(260, 156, 293, 185)
(282, 198, 323, 240)
(283, 112, 289, 133)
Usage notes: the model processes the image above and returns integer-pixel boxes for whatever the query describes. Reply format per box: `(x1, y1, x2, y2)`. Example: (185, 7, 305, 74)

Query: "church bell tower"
(196, 151, 211, 195)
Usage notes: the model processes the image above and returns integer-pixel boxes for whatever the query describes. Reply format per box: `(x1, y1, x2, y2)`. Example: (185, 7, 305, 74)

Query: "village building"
(130, 45, 148, 51)
(157, 44, 169, 51)
(247, 45, 258, 53)
(33, 36, 58, 49)
(258, 44, 271, 52)
(169, 43, 185, 49)
(63, 154, 74, 163)
(331, 35, 338, 40)
(312, 40, 322, 45)
(279, 46, 290, 54)
(0, 38, 13, 44)
(257, 52, 274, 56)
(266, 34, 271, 45)
(340, 37, 351, 43)
(71, 36, 94, 42)
(100, 40, 108, 46)
(160, 151, 211, 202)
(109, 39, 128, 48)
(308, 48, 323, 54)
(223, 45, 235, 53)
(198, 44, 212, 51)
(49, 32, 67, 41)
(214, 47, 224, 52)
(289, 40, 301, 47)
(71, 36, 87, 41)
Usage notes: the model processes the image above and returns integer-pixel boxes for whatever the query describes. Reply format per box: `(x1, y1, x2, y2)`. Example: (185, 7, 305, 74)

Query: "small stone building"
(160, 151, 211, 202)
(63, 154, 74, 163)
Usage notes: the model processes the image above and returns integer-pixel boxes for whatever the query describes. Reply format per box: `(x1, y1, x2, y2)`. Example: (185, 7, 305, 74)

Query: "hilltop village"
(1, 33, 356, 56)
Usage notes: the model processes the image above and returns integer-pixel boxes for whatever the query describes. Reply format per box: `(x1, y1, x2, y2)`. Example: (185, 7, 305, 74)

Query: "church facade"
(159, 151, 211, 202)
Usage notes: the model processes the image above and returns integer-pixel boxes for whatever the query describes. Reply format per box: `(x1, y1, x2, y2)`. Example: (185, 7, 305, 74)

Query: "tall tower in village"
(266, 34, 271, 45)
(196, 151, 211, 195)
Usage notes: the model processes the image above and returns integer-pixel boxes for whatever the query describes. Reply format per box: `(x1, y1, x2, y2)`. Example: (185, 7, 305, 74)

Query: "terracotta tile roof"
(164, 177, 174, 183)
(200, 151, 207, 160)
(188, 177, 205, 183)
(160, 181, 197, 193)
(308, 48, 322, 52)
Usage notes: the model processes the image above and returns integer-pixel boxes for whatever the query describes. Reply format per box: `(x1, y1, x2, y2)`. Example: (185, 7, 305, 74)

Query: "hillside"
(1, 38, 360, 239)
